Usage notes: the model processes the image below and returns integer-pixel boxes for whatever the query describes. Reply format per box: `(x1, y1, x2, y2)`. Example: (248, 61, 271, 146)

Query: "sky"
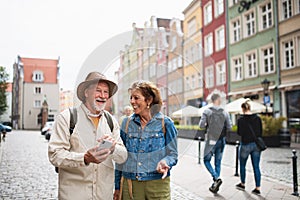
(0, 0, 189, 90)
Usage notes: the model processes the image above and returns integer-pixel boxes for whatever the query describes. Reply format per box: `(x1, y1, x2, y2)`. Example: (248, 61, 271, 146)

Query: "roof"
(20, 57, 59, 84)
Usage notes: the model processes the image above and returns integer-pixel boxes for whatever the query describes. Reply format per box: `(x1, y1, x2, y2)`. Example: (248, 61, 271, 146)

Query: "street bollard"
(234, 140, 239, 177)
(292, 149, 299, 196)
(198, 137, 201, 164)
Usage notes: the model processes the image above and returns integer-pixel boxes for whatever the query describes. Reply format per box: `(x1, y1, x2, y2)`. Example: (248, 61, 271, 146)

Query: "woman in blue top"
(114, 80, 178, 200)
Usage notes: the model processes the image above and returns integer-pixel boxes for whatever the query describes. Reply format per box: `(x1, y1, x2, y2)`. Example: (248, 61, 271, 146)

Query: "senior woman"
(114, 80, 178, 200)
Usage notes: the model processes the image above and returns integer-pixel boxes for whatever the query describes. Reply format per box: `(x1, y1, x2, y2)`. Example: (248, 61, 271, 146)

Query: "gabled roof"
(20, 57, 59, 84)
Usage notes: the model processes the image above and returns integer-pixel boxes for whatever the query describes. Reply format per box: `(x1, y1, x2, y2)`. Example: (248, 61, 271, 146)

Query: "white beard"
(93, 101, 106, 112)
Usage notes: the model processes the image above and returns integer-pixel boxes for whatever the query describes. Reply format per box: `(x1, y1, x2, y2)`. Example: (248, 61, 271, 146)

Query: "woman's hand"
(156, 160, 170, 179)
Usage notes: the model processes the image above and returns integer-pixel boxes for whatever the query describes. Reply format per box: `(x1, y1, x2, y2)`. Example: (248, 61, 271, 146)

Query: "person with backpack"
(113, 80, 178, 200)
(48, 72, 127, 200)
(199, 93, 232, 193)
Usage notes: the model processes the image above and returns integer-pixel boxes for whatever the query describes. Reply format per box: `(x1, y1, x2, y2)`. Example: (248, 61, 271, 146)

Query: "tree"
(0, 66, 9, 116)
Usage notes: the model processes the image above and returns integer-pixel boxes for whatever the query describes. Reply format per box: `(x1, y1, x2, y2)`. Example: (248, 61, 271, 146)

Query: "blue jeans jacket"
(115, 112, 178, 190)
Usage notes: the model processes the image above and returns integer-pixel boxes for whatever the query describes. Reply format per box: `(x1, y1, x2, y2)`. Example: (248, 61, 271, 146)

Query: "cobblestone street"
(0, 130, 202, 200)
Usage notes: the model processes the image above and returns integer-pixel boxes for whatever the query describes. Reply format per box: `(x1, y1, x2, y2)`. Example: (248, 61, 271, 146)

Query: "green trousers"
(121, 177, 171, 200)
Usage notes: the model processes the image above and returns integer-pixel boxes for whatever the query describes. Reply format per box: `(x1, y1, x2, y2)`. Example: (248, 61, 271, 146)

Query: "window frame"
(205, 65, 214, 88)
(243, 8, 256, 38)
(258, 1, 273, 31)
(214, 0, 224, 18)
(282, 39, 295, 69)
(204, 33, 213, 57)
(230, 17, 241, 44)
(231, 55, 243, 82)
(204, 1, 213, 26)
(215, 60, 226, 85)
(260, 44, 275, 74)
(215, 25, 225, 51)
(244, 50, 258, 78)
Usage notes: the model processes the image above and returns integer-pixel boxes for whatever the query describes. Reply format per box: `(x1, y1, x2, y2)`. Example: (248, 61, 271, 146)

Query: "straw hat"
(77, 72, 118, 101)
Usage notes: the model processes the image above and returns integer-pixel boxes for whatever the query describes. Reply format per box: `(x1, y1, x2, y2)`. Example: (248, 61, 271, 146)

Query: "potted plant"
(261, 116, 287, 147)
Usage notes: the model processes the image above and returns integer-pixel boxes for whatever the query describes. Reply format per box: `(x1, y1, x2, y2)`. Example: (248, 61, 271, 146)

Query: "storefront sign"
(238, 0, 259, 13)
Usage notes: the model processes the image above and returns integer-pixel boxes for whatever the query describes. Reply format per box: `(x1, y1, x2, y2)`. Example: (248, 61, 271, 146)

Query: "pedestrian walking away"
(48, 72, 128, 200)
(114, 80, 178, 200)
(199, 93, 232, 193)
(236, 100, 263, 195)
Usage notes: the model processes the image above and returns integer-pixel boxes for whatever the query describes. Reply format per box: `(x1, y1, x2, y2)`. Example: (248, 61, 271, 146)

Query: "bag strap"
(69, 107, 77, 135)
(103, 112, 114, 133)
(247, 123, 258, 141)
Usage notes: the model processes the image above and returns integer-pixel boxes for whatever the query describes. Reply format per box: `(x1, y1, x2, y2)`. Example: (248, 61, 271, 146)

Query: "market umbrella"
(171, 105, 202, 118)
(225, 98, 272, 114)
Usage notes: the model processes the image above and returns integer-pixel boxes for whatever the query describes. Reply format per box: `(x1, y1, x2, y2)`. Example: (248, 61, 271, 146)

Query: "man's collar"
(80, 103, 103, 117)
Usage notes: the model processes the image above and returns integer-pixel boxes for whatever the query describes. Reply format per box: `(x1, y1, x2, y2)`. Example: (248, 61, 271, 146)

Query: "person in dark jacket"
(236, 101, 262, 195)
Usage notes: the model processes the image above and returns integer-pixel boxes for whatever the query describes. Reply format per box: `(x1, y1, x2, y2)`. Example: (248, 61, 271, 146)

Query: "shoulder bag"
(247, 123, 267, 151)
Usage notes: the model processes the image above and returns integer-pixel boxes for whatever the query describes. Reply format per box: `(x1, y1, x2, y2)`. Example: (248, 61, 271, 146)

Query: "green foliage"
(175, 125, 204, 131)
(231, 125, 238, 132)
(0, 66, 9, 116)
(261, 116, 286, 137)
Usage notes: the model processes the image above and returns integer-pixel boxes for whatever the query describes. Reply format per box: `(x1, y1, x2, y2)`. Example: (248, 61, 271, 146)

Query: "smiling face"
(130, 89, 152, 116)
(84, 81, 109, 114)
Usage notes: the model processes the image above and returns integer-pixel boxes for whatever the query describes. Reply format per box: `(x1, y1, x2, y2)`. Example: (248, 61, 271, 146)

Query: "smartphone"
(98, 140, 113, 151)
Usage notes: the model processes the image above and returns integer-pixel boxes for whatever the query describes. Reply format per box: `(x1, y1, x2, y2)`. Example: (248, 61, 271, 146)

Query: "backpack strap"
(69, 107, 77, 135)
(125, 116, 131, 134)
(103, 112, 114, 133)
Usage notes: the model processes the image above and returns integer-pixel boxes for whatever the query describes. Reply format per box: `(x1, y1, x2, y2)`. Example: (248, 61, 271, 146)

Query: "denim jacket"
(115, 112, 178, 190)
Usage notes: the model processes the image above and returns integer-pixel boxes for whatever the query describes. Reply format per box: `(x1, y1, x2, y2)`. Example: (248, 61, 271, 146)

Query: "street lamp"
(261, 78, 270, 114)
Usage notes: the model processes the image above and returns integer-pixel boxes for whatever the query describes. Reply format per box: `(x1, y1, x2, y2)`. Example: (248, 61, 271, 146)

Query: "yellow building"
(182, 0, 203, 125)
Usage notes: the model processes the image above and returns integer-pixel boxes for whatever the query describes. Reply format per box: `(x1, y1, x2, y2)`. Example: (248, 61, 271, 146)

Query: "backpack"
(206, 107, 226, 141)
(55, 107, 114, 173)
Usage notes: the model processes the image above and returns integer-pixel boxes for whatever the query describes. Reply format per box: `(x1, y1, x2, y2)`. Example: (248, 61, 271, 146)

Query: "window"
(260, 2, 273, 30)
(282, 0, 292, 19)
(34, 87, 41, 94)
(231, 18, 241, 43)
(34, 100, 41, 108)
(215, 0, 224, 17)
(232, 57, 243, 81)
(173, 58, 178, 70)
(186, 77, 190, 90)
(216, 61, 226, 85)
(297, 0, 300, 14)
(198, 42, 203, 60)
(261, 45, 275, 74)
(205, 66, 214, 88)
(171, 36, 177, 51)
(244, 10, 256, 37)
(32, 71, 44, 82)
(283, 40, 294, 69)
(188, 18, 197, 37)
(229, 0, 239, 7)
(198, 73, 203, 88)
(204, 2, 212, 25)
(191, 75, 196, 89)
(216, 26, 225, 51)
(245, 51, 257, 78)
(178, 56, 183, 68)
(205, 33, 213, 56)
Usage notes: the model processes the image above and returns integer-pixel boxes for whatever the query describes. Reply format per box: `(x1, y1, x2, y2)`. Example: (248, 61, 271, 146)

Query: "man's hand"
(84, 146, 111, 165)
(113, 190, 120, 200)
(156, 160, 170, 179)
(97, 135, 117, 154)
